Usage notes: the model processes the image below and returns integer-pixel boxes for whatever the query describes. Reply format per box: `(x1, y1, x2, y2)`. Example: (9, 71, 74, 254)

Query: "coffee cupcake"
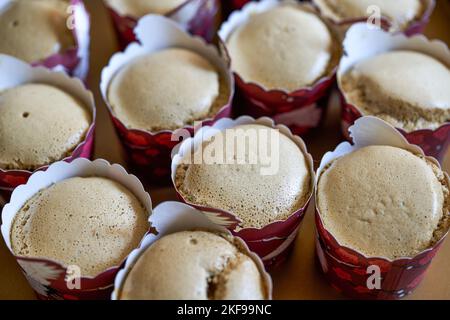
(118, 231, 267, 300)
(0, 84, 91, 170)
(11, 177, 149, 277)
(313, 0, 435, 35)
(315, 116, 450, 299)
(101, 15, 233, 183)
(107, 48, 229, 132)
(1, 159, 152, 300)
(219, 0, 342, 136)
(112, 201, 272, 300)
(104, 0, 220, 47)
(338, 23, 450, 163)
(172, 116, 314, 267)
(0, 55, 95, 201)
(0, 0, 90, 79)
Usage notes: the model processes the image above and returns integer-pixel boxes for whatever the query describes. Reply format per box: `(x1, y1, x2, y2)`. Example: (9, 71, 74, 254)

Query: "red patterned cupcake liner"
(105, 0, 220, 49)
(315, 116, 450, 299)
(100, 16, 234, 185)
(312, 0, 435, 36)
(112, 201, 273, 299)
(0, 55, 96, 202)
(171, 116, 315, 268)
(0, 158, 153, 300)
(5, 0, 91, 80)
(337, 23, 450, 164)
(218, 0, 342, 136)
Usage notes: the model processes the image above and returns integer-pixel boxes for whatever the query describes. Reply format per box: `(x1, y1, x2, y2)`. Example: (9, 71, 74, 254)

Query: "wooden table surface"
(1, 0, 449, 300)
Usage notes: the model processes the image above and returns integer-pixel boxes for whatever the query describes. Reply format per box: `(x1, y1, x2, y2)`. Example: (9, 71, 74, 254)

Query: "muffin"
(107, 48, 229, 132)
(118, 231, 268, 300)
(10, 176, 150, 277)
(317, 145, 450, 260)
(225, 4, 340, 92)
(0, 0, 75, 63)
(340, 50, 450, 131)
(105, 0, 186, 17)
(175, 124, 312, 229)
(0, 83, 91, 170)
(313, 0, 424, 30)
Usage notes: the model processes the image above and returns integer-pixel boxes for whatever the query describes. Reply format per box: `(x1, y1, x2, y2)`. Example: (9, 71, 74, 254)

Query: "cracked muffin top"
(314, 0, 423, 29)
(340, 50, 450, 131)
(175, 124, 312, 229)
(0, 83, 91, 170)
(317, 145, 450, 260)
(0, 0, 75, 63)
(225, 4, 338, 91)
(105, 0, 186, 17)
(10, 177, 150, 277)
(118, 231, 268, 300)
(107, 48, 229, 132)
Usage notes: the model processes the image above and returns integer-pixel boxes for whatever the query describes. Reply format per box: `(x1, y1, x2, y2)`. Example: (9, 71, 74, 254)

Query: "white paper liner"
(112, 201, 273, 300)
(100, 14, 234, 135)
(1, 158, 153, 279)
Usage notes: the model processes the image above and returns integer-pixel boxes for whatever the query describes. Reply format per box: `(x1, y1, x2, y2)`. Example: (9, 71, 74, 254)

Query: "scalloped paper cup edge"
(0, 54, 96, 183)
(1, 158, 152, 290)
(112, 201, 273, 300)
(315, 116, 450, 264)
(218, 0, 342, 95)
(100, 14, 234, 138)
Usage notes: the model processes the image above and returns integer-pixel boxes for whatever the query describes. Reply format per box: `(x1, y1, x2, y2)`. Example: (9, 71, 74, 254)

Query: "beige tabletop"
(1, 0, 450, 300)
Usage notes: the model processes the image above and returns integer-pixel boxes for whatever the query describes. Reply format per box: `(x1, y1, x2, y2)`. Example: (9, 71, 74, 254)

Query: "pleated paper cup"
(105, 0, 220, 48)
(312, 0, 435, 36)
(171, 116, 315, 268)
(0, 158, 153, 300)
(218, 0, 343, 136)
(112, 201, 273, 300)
(0, 0, 91, 80)
(100, 15, 234, 185)
(315, 116, 450, 299)
(338, 23, 450, 164)
(0, 54, 96, 202)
